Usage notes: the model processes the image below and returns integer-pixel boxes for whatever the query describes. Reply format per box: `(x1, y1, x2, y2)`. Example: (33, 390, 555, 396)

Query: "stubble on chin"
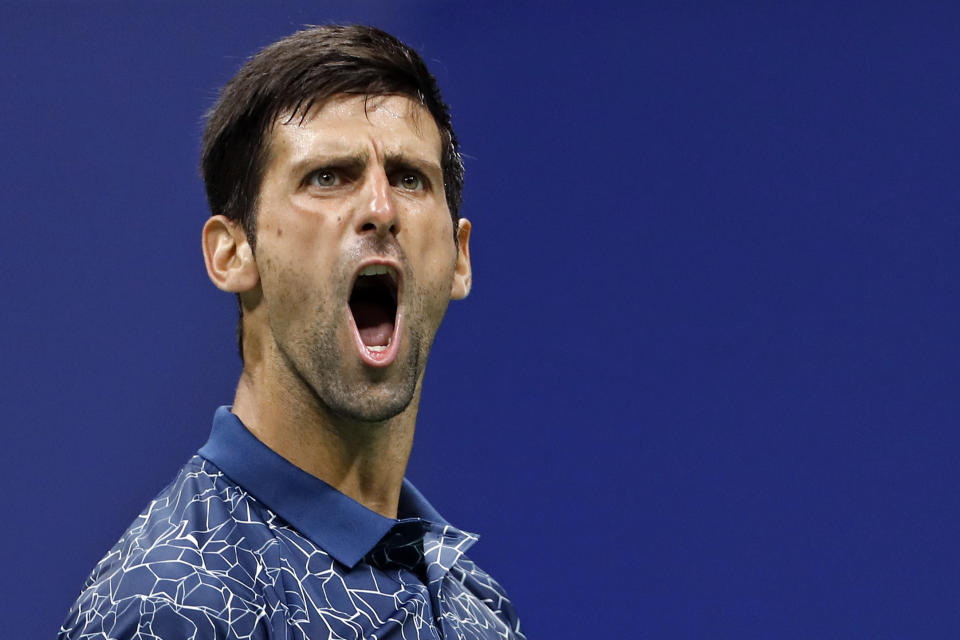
(305, 323, 425, 424)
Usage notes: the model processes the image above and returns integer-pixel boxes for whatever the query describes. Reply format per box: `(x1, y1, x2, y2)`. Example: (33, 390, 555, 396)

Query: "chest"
(255, 543, 515, 640)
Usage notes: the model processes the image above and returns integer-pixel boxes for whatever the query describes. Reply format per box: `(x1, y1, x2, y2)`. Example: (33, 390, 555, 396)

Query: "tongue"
(351, 298, 394, 347)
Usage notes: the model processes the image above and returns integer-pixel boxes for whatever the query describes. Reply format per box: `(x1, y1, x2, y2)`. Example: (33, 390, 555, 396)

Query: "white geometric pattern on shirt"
(59, 457, 524, 640)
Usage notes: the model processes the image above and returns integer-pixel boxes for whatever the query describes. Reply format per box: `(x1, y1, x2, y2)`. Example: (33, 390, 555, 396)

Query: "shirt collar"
(198, 406, 449, 569)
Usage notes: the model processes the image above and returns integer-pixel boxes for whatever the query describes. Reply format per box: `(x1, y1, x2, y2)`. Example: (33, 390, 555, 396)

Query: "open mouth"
(348, 263, 400, 362)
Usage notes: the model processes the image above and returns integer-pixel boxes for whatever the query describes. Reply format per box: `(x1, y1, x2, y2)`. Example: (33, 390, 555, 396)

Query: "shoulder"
(60, 456, 283, 640)
(452, 555, 526, 639)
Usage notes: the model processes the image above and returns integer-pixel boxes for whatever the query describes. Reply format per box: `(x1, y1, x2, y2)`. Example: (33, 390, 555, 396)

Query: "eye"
(308, 170, 341, 187)
(396, 173, 424, 191)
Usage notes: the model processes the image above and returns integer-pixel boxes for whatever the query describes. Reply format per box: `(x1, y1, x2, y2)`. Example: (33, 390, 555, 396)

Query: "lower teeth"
(365, 336, 391, 353)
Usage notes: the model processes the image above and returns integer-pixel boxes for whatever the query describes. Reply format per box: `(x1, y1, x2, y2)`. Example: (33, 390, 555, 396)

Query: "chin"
(293, 309, 428, 424)
(322, 380, 417, 424)
(310, 347, 422, 424)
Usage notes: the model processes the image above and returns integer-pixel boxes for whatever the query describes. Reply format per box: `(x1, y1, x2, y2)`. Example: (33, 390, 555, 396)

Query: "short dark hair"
(201, 24, 464, 248)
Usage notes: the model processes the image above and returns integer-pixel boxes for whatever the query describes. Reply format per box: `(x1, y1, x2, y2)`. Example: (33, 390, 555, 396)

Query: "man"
(60, 25, 524, 640)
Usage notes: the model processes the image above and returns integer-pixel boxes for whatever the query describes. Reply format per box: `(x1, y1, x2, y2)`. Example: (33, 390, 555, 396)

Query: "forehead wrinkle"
(283, 93, 421, 129)
(269, 94, 441, 173)
(362, 93, 427, 133)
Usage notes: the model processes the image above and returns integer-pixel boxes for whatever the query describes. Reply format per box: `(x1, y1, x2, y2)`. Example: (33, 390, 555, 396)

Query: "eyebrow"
(288, 150, 368, 176)
(288, 149, 441, 178)
(383, 152, 442, 176)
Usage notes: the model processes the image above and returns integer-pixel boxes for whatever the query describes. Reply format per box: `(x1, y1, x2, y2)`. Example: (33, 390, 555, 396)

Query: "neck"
(230, 360, 420, 520)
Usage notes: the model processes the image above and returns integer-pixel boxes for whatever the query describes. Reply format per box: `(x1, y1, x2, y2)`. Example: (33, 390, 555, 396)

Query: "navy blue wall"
(3, 2, 958, 637)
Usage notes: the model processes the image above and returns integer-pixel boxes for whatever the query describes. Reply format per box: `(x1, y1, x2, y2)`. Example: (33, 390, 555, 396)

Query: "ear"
(201, 215, 260, 293)
(450, 218, 472, 300)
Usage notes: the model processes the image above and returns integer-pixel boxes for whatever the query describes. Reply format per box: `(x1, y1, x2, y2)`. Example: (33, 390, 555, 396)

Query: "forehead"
(267, 94, 443, 166)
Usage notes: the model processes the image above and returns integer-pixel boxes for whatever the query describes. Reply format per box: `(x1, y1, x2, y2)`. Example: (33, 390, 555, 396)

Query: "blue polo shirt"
(59, 408, 524, 639)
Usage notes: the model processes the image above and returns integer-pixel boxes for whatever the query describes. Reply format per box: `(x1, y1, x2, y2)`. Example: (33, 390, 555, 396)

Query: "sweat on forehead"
(281, 90, 426, 122)
(277, 93, 432, 136)
(266, 94, 443, 172)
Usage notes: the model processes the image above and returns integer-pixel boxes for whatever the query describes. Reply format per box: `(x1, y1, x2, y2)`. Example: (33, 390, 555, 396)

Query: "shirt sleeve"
(59, 594, 259, 640)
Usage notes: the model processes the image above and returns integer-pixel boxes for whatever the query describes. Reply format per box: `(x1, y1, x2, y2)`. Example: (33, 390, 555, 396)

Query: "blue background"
(2, 2, 958, 637)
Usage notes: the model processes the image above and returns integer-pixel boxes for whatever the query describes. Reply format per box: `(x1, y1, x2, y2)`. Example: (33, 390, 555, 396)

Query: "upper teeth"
(359, 264, 391, 277)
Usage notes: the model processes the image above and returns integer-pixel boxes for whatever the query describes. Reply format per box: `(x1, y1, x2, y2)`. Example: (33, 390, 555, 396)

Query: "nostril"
(359, 221, 399, 235)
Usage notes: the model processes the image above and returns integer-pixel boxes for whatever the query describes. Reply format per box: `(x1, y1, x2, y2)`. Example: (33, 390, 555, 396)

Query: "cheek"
(261, 257, 303, 314)
(411, 235, 457, 290)
(257, 241, 321, 316)
(258, 217, 333, 289)
(408, 212, 456, 265)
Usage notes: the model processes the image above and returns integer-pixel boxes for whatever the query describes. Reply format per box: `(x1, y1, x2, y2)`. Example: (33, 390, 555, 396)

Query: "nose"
(356, 168, 399, 237)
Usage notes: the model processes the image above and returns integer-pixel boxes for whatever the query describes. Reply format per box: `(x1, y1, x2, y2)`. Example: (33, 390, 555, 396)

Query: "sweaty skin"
(201, 95, 472, 518)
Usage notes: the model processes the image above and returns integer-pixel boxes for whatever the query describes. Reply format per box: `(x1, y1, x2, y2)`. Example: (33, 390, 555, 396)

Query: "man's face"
(251, 94, 468, 422)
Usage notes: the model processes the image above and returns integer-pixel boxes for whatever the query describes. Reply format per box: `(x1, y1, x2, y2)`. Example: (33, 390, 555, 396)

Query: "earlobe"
(450, 218, 472, 300)
(201, 215, 260, 293)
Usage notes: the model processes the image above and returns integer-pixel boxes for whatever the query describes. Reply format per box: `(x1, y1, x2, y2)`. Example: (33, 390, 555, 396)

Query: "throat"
(350, 291, 396, 347)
